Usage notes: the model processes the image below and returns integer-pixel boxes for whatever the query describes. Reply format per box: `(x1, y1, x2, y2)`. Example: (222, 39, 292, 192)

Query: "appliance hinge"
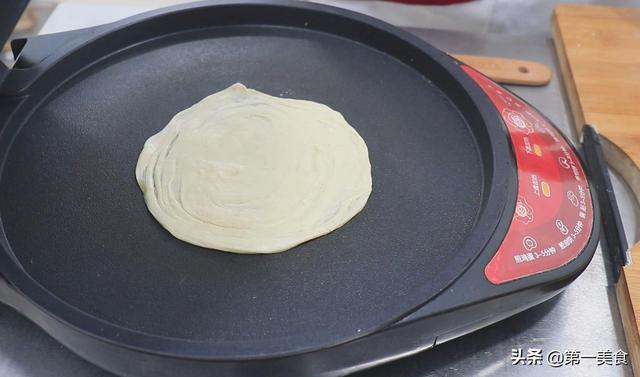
(581, 124, 631, 283)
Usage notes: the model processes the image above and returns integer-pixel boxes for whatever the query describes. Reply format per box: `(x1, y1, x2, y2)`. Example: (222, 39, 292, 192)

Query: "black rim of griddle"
(0, 0, 516, 360)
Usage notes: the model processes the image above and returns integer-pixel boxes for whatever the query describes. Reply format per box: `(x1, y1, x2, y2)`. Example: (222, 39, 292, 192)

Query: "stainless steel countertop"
(0, 27, 637, 377)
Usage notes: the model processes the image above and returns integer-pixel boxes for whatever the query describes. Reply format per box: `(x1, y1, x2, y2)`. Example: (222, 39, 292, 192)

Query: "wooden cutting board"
(552, 3, 640, 375)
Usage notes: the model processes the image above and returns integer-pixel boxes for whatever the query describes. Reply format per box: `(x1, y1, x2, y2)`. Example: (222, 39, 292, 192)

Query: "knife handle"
(451, 54, 552, 86)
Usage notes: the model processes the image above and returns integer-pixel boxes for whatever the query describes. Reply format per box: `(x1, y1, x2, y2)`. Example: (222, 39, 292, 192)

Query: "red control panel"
(462, 65, 594, 285)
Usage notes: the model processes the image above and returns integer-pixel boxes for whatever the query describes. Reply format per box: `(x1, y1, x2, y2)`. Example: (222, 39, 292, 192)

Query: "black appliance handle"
(0, 0, 29, 85)
(581, 124, 630, 283)
(1, 25, 111, 95)
(0, 1, 29, 47)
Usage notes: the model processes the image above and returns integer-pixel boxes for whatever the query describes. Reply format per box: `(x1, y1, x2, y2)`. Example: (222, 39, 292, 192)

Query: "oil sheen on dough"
(135, 83, 372, 254)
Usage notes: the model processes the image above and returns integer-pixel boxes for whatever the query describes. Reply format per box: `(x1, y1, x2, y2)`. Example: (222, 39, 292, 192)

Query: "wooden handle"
(451, 54, 552, 86)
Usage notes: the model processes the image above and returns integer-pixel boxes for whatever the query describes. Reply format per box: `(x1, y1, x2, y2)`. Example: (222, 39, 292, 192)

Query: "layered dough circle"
(135, 83, 372, 254)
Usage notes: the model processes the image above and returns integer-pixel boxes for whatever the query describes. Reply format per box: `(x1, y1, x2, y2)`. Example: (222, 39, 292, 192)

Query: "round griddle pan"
(0, 1, 603, 376)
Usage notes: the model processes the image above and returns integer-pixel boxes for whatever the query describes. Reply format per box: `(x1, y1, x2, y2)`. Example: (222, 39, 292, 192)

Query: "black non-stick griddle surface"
(0, 16, 503, 357)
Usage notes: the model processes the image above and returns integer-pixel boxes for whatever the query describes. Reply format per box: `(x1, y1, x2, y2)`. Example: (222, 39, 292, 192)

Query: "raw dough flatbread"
(135, 83, 372, 254)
